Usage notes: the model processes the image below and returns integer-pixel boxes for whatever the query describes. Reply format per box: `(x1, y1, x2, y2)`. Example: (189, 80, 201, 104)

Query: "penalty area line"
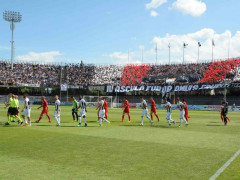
(209, 149, 240, 180)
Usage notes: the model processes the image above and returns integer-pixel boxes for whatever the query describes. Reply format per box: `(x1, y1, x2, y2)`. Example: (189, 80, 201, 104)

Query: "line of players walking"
(72, 96, 190, 127)
(5, 93, 61, 126)
(4, 93, 230, 127)
(64, 95, 188, 127)
(133, 97, 189, 127)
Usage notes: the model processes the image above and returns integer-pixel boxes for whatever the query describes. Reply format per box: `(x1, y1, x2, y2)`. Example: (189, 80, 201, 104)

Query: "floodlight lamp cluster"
(3, 11, 22, 22)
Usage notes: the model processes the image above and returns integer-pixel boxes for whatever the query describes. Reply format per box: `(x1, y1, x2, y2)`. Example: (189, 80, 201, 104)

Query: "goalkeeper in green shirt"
(72, 96, 78, 122)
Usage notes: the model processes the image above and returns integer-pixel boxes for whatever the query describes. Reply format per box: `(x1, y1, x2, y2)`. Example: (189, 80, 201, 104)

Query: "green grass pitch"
(0, 104, 240, 180)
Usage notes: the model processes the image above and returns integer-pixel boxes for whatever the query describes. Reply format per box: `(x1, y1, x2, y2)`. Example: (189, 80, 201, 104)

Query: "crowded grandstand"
(1, 57, 240, 86)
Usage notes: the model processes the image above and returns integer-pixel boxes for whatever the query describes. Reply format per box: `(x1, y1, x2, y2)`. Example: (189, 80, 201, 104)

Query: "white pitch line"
(209, 149, 240, 180)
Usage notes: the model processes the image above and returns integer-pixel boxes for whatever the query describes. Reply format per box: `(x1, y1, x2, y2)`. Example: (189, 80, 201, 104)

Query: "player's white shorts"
(99, 109, 105, 118)
(54, 110, 60, 118)
(180, 110, 185, 119)
(166, 112, 172, 120)
(22, 108, 31, 117)
(141, 109, 149, 117)
(79, 109, 86, 117)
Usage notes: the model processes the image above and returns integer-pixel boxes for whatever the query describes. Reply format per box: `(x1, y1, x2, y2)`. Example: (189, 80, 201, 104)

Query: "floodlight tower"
(3, 11, 22, 70)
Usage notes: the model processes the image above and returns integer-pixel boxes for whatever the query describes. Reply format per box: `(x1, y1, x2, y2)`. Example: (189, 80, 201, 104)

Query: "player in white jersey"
(163, 99, 175, 127)
(76, 96, 87, 127)
(176, 97, 188, 127)
(98, 96, 110, 126)
(54, 95, 61, 126)
(22, 94, 31, 126)
(139, 97, 153, 126)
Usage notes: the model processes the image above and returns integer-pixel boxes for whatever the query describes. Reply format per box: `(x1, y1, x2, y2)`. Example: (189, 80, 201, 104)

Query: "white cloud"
(16, 51, 63, 63)
(108, 52, 128, 60)
(105, 29, 240, 65)
(150, 10, 159, 17)
(103, 52, 142, 64)
(151, 28, 236, 63)
(146, 0, 168, 9)
(146, 0, 206, 17)
(171, 0, 207, 17)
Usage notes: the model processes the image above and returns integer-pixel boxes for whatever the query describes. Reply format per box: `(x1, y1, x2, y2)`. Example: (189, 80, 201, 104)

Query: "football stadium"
(1, 1, 240, 180)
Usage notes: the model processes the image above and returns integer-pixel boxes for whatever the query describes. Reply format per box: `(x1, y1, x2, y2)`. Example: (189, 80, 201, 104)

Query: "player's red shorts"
(41, 109, 48, 115)
(151, 108, 156, 113)
(123, 108, 129, 113)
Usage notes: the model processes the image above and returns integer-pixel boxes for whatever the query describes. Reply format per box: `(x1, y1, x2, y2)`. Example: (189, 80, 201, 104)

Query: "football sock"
(84, 118, 87, 124)
(155, 114, 159, 121)
(167, 119, 171, 125)
(79, 117, 82, 123)
(24, 119, 27, 123)
(8, 116, 11, 123)
(183, 117, 188, 124)
(54, 116, 58, 123)
(47, 114, 51, 121)
(122, 115, 124, 121)
(146, 115, 152, 122)
(128, 115, 131, 121)
(28, 120, 31, 125)
(179, 119, 183, 126)
(75, 113, 78, 121)
(151, 114, 153, 120)
(141, 116, 144, 124)
(16, 116, 23, 123)
(227, 117, 230, 122)
(72, 112, 75, 120)
(224, 117, 227, 124)
(38, 115, 43, 121)
(103, 118, 109, 123)
(99, 118, 102, 125)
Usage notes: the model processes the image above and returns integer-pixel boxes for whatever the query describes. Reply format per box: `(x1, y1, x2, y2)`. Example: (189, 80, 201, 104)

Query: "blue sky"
(0, 0, 240, 64)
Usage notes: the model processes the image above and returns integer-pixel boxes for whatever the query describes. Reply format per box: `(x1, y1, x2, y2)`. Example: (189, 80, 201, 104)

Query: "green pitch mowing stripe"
(0, 105, 240, 179)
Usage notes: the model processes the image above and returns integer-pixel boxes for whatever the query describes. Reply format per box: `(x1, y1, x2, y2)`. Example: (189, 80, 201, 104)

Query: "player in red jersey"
(182, 99, 190, 122)
(36, 96, 52, 123)
(103, 97, 108, 119)
(122, 97, 131, 122)
(150, 97, 159, 122)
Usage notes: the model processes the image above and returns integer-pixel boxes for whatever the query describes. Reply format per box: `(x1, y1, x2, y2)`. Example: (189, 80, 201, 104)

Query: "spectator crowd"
(0, 62, 60, 86)
(0, 58, 239, 87)
(146, 63, 209, 78)
(91, 65, 123, 85)
(199, 57, 240, 83)
(121, 64, 151, 85)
